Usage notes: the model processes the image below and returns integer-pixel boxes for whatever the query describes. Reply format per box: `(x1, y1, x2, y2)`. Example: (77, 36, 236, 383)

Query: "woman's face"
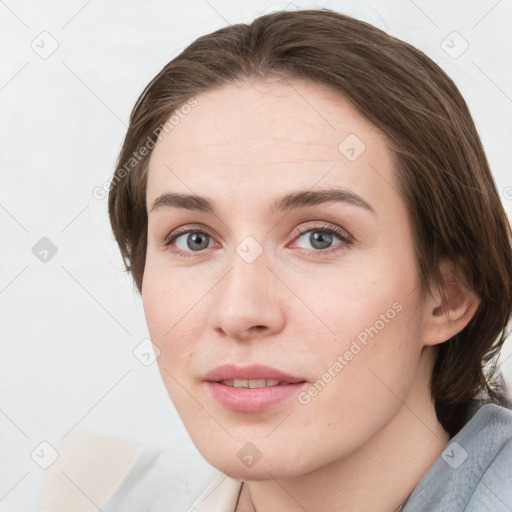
(143, 78, 432, 479)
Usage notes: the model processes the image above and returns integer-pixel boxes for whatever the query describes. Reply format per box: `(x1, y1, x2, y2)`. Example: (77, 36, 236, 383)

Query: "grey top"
(102, 403, 512, 511)
(402, 402, 512, 511)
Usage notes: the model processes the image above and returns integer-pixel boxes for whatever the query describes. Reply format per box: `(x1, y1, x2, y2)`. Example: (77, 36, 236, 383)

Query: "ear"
(421, 258, 481, 347)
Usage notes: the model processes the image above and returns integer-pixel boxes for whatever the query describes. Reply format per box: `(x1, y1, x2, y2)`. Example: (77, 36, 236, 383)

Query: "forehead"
(146, 78, 396, 208)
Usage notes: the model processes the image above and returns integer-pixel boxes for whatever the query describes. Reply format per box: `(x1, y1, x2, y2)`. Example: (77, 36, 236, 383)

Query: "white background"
(1, 0, 511, 510)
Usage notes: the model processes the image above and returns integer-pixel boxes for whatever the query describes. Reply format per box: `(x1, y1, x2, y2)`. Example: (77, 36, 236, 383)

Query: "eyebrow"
(149, 188, 375, 215)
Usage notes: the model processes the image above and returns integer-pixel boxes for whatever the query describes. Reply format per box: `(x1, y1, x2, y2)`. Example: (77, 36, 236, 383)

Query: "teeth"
(220, 379, 283, 388)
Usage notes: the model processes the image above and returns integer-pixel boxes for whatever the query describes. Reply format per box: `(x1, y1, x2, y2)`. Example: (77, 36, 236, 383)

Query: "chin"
(198, 444, 318, 482)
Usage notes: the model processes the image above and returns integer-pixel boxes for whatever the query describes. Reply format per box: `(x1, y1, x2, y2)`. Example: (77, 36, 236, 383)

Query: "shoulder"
(403, 403, 512, 512)
(462, 404, 512, 510)
(41, 431, 143, 511)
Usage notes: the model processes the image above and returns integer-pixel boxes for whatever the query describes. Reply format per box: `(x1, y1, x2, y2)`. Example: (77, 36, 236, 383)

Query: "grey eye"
(296, 230, 341, 250)
(175, 232, 211, 251)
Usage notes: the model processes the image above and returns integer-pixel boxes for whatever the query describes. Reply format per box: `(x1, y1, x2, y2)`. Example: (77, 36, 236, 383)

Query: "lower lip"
(206, 381, 307, 412)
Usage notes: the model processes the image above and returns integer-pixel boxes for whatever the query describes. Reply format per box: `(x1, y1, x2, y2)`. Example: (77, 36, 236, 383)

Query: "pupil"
(311, 231, 332, 249)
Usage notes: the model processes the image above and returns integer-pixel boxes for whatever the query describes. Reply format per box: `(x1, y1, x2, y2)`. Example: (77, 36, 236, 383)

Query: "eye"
(291, 222, 353, 254)
(164, 227, 216, 257)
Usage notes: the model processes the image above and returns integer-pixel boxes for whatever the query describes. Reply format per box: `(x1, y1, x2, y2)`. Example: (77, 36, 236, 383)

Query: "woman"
(94, 8, 511, 512)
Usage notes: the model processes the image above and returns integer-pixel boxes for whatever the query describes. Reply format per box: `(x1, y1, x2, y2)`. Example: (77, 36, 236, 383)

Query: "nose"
(209, 251, 286, 341)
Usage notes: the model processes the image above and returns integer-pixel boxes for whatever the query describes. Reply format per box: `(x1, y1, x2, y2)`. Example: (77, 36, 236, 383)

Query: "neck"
(236, 349, 449, 512)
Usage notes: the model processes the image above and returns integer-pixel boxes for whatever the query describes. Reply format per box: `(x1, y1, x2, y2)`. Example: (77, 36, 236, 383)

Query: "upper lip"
(203, 364, 307, 383)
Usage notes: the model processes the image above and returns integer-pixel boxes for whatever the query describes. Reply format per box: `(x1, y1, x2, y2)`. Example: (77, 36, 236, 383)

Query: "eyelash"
(163, 222, 353, 258)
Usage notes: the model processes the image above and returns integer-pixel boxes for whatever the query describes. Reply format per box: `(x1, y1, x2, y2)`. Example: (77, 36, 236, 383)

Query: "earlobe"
(422, 259, 481, 347)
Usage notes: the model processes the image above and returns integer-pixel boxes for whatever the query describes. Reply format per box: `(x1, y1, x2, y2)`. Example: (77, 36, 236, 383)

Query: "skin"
(142, 78, 480, 512)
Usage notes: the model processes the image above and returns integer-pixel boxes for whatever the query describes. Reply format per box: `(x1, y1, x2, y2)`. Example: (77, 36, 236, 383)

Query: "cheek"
(142, 261, 204, 371)
(286, 243, 423, 400)
(286, 244, 419, 343)
(142, 274, 204, 412)
(289, 292, 423, 463)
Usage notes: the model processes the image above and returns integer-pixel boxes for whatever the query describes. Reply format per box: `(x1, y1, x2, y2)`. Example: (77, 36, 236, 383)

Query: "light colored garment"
(43, 403, 512, 511)
(188, 472, 243, 511)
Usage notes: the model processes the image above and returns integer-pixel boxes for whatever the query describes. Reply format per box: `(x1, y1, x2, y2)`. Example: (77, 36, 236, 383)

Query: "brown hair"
(108, 8, 512, 437)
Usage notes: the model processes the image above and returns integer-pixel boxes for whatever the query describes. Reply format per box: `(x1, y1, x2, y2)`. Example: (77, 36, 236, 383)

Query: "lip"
(203, 364, 307, 412)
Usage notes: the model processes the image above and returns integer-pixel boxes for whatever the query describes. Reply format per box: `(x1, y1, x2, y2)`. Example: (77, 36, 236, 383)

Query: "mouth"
(203, 364, 308, 412)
